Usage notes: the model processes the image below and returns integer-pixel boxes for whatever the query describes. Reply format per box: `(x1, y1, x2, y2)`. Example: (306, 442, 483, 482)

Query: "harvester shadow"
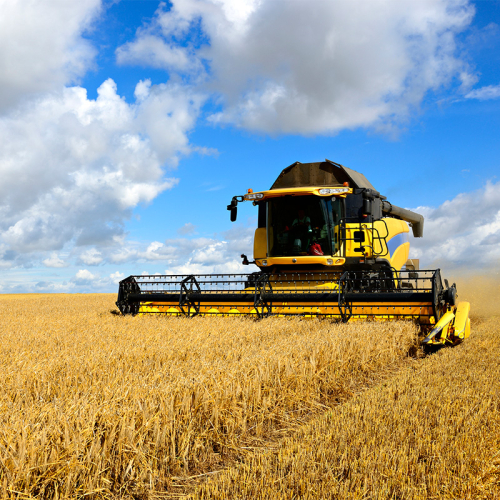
(407, 342, 425, 358)
(422, 344, 445, 356)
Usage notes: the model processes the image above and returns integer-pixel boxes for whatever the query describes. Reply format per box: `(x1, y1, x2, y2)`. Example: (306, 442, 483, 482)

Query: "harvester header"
(117, 159, 470, 347)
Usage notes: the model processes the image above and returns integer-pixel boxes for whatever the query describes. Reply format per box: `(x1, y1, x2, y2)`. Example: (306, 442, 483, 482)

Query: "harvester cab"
(117, 160, 470, 347)
(231, 159, 423, 275)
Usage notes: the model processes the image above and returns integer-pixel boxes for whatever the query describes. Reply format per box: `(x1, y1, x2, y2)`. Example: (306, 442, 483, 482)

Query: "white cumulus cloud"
(110, 271, 125, 284)
(0, 0, 101, 112)
(43, 253, 69, 268)
(410, 181, 500, 268)
(0, 78, 203, 262)
(106, 226, 254, 275)
(118, 0, 475, 134)
(79, 248, 103, 266)
(465, 83, 500, 100)
(73, 269, 99, 285)
(177, 222, 196, 235)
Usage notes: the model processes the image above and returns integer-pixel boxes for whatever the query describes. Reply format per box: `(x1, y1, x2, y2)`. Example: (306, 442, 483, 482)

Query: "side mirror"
(353, 230, 365, 243)
(227, 199, 238, 222)
(362, 198, 372, 215)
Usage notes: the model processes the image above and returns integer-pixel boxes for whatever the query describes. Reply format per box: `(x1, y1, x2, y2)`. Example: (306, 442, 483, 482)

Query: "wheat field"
(195, 318, 500, 499)
(0, 294, 418, 498)
(193, 275, 500, 499)
(0, 275, 498, 499)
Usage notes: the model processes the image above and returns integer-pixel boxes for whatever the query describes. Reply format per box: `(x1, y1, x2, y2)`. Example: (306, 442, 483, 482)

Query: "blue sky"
(1, 0, 500, 292)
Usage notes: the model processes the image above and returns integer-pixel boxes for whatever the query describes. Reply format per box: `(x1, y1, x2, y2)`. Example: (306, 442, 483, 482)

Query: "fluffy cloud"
(79, 248, 103, 266)
(35, 281, 76, 293)
(110, 271, 125, 284)
(410, 181, 500, 268)
(1, 268, 127, 293)
(117, 34, 203, 74)
(177, 222, 197, 235)
(43, 253, 69, 268)
(71, 269, 124, 290)
(0, 78, 203, 262)
(118, 0, 475, 134)
(465, 83, 500, 100)
(105, 225, 254, 275)
(0, 0, 101, 112)
(73, 269, 99, 285)
(0, 1, 207, 271)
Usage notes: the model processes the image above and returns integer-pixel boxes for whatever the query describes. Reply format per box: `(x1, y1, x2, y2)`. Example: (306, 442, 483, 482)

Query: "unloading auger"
(117, 160, 470, 346)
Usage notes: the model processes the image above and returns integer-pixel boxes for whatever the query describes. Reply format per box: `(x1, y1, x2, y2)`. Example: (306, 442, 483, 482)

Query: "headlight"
(318, 188, 350, 195)
(244, 193, 264, 200)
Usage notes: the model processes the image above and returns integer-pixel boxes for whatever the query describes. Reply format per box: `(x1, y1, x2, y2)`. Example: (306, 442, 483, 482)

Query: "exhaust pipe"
(382, 201, 424, 238)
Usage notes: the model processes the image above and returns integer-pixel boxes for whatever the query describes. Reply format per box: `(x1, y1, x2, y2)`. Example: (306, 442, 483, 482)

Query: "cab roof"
(270, 159, 376, 191)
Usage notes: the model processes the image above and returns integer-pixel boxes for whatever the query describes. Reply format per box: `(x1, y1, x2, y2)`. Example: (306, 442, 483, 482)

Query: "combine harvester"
(117, 160, 470, 347)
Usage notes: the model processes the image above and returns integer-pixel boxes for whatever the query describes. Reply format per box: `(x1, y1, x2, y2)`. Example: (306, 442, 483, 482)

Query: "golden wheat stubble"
(195, 316, 500, 500)
(0, 294, 419, 498)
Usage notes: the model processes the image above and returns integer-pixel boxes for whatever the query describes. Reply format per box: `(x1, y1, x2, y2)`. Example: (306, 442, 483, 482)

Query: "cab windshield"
(267, 195, 343, 257)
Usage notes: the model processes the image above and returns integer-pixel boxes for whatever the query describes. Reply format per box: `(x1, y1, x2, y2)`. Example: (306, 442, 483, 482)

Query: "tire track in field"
(193, 315, 500, 500)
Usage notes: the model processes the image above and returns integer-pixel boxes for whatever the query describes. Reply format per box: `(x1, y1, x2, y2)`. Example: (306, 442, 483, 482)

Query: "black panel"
(257, 202, 266, 228)
(345, 190, 364, 221)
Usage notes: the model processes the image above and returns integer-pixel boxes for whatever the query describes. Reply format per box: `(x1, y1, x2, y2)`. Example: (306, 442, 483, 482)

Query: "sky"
(1, 0, 500, 293)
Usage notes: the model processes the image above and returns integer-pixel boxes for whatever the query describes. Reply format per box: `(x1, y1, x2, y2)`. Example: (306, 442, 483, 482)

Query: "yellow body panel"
(464, 318, 471, 339)
(453, 301, 471, 340)
(344, 218, 409, 265)
(390, 241, 410, 271)
(422, 310, 455, 345)
(247, 187, 352, 200)
(138, 300, 435, 323)
(254, 228, 267, 259)
(344, 224, 365, 256)
(256, 256, 345, 267)
(385, 219, 410, 267)
(422, 301, 471, 346)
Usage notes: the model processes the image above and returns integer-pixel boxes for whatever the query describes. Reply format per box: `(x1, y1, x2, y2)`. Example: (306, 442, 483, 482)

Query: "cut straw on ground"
(193, 282, 500, 500)
(0, 294, 419, 498)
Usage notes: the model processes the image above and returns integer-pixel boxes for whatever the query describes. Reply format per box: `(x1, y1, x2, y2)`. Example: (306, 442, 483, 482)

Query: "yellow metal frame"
(138, 300, 435, 324)
(246, 187, 352, 200)
(422, 301, 471, 346)
(256, 256, 346, 267)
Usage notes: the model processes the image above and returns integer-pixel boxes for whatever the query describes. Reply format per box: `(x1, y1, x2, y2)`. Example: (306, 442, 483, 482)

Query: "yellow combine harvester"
(117, 160, 470, 346)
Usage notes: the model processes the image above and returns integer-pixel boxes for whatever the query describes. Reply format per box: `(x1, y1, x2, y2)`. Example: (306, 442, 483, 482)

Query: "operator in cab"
(290, 208, 312, 254)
